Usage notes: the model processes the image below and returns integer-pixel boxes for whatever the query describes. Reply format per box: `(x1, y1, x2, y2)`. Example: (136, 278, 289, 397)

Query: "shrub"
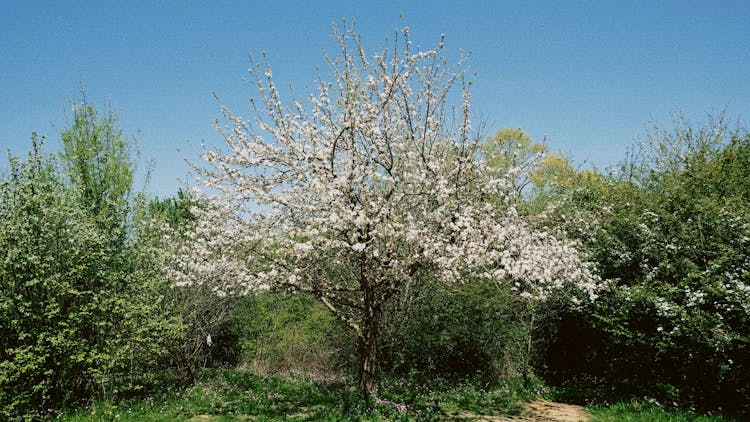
(542, 119, 750, 414)
(0, 101, 187, 419)
(378, 279, 528, 380)
(233, 291, 355, 377)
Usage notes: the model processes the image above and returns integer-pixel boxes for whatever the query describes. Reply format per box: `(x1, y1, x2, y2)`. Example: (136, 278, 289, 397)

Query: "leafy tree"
(174, 25, 599, 401)
(148, 188, 199, 229)
(0, 103, 177, 419)
(59, 98, 136, 238)
(482, 127, 547, 195)
(481, 127, 603, 217)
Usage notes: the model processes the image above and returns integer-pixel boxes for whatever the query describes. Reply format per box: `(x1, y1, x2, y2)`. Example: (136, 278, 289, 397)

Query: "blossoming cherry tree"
(182, 26, 598, 399)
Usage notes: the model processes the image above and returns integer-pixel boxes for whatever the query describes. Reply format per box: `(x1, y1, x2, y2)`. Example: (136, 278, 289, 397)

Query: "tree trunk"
(357, 289, 380, 403)
(357, 328, 378, 402)
(522, 302, 536, 387)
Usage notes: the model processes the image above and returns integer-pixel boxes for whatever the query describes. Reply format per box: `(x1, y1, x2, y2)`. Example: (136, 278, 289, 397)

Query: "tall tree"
(176, 25, 599, 400)
(60, 97, 135, 239)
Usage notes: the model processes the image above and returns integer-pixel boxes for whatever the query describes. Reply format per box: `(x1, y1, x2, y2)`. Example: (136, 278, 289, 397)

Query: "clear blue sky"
(2, 0, 749, 197)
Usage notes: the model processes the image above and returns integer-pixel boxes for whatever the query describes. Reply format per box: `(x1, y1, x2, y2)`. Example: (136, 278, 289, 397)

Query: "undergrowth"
(57, 369, 743, 421)
(590, 400, 737, 422)
(58, 368, 534, 421)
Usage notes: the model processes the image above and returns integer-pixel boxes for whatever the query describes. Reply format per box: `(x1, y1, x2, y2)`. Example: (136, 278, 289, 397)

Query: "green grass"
(57, 369, 532, 421)
(57, 370, 744, 421)
(590, 400, 737, 422)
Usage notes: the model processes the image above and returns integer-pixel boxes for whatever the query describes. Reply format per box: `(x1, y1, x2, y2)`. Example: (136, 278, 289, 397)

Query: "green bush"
(378, 279, 529, 380)
(0, 106, 181, 419)
(541, 119, 750, 414)
(232, 291, 355, 376)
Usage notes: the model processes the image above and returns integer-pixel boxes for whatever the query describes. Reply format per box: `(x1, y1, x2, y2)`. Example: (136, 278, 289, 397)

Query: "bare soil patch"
(519, 399, 591, 421)
(456, 399, 591, 421)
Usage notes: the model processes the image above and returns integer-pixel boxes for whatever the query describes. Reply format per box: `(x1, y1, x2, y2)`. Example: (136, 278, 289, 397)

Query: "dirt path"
(520, 399, 591, 421)
(456, 399, 591, 421)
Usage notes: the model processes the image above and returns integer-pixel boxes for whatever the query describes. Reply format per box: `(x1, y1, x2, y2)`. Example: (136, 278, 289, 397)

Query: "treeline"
(1, 101, 749, 419)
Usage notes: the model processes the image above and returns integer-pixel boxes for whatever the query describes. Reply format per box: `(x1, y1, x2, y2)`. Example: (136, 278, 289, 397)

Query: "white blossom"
(187, 24, 599, 309)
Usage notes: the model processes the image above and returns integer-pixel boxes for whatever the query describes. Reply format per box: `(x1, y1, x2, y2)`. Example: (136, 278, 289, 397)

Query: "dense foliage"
(0, 120, 178, 419)
(379, 280, 523, 379)
(543, 118, 750, 413)
(233, 291, 354, 376)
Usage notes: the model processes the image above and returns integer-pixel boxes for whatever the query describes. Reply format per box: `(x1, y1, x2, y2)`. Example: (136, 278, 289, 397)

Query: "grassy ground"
(589, 401, 737, 422)
(57, 369, 741, 421)
(58, 369, 532, 421)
